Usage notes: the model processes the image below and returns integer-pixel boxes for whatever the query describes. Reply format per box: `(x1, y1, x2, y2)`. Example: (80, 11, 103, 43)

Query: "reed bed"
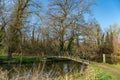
(0, 64, 115, 80)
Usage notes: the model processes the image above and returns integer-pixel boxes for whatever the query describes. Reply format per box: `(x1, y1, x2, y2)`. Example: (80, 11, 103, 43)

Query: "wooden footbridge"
(44, 55, 90, 65)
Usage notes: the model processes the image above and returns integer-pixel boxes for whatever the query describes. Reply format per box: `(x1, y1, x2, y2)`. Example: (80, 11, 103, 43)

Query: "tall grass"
(0, 64, 117, 80)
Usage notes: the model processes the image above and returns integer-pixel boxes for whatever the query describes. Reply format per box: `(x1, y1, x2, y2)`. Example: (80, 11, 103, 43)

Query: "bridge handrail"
(46, 55, 90, 65)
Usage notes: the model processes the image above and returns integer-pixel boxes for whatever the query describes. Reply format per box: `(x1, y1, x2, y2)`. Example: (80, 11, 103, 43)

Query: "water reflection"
(0, 60, 87, 78)
(43, 60, 87, 77)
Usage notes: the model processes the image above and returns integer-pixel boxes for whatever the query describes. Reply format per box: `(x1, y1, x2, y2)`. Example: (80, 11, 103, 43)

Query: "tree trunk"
(60, 40, 64, 52)
(67, 36, 73, 52)
(7, 48, 12, 60)
(76, 35, 79, 47)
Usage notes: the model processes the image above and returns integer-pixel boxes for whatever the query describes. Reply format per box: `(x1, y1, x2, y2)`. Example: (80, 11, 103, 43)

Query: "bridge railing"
(44, 51, 91, 64)
(50, 53, 90, 64)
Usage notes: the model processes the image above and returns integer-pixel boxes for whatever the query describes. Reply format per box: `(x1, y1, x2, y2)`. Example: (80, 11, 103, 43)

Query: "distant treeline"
(0, 0, 120, 60)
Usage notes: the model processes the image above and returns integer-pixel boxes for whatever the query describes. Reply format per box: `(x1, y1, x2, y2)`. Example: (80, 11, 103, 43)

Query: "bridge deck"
(45, 56, 90, 65)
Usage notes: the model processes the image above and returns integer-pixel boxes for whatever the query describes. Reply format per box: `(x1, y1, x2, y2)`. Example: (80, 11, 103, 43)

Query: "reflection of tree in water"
(43, 61, 83, 77)
(0, 61, 86, 78)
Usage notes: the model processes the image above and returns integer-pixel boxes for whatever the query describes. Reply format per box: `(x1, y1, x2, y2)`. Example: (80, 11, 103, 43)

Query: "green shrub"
(73, 73, 83, 78)
(97, 71, 113, 80)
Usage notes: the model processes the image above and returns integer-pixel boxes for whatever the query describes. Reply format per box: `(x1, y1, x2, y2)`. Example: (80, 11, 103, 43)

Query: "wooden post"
(103, 54, 106, 63)
(80, 64, 85, 74)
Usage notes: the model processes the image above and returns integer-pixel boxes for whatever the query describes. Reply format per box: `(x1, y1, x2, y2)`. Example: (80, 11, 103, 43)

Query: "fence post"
(103, 54, 106, 63)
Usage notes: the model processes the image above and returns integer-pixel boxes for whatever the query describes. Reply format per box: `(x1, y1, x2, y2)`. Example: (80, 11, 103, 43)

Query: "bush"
(97, 72, 112, 80)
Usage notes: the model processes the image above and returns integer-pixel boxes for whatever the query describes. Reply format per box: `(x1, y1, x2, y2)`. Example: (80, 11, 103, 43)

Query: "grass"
(50, 64, 119, 80)
(0, 55, 119, 80)
(0, 55, 42, 64)
(0, 63, 119, 80)
(101, 63, 120, 70)
(91, 64, 119, 80)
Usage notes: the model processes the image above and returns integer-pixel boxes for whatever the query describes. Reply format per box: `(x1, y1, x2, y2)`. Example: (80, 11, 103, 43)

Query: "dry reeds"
(0, 64, 113, 80)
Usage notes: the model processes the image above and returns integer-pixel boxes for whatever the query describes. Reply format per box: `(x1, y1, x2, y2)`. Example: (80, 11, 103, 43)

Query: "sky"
(93, 0, 120, 30)
(41, 0, 120, 31)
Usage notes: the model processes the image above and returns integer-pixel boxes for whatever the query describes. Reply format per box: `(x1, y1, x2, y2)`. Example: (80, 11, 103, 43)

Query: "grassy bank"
(0, 64, 118, 80)
(101, 63, 120, 70)
(0, 55, 41, 64)
(53, 65, 116, 80)
(0, 55, 119, 80)
(91, 64, 119, 80)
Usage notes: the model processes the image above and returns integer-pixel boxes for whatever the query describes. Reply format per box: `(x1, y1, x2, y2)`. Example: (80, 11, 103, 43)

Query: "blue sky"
(93, 0, 120, 30)
(41, 0, 120, 30)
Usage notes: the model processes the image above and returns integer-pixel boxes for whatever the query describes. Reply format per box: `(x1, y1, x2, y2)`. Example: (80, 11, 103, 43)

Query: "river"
(0, 59, 87, 79)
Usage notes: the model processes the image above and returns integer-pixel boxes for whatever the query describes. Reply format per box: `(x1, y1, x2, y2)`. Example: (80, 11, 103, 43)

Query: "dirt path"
(94, 63, 120, 79)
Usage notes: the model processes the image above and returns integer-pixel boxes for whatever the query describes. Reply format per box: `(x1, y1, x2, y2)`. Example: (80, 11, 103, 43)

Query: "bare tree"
(0, 0, 7, 54)
(48, 0, 94, 54)
(6, 0, 42, 59)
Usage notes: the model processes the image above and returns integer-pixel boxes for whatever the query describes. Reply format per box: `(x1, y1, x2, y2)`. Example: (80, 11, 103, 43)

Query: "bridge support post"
(80, 64, 85, 74)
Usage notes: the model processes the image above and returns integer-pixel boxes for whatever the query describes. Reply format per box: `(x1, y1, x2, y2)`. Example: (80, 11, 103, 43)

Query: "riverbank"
(0, 56, 41, 64)
(0, 63, 118, 80)
(0, 55, 73, 64)
(0, 55, 119, 80)
(94, 63, 120, 80)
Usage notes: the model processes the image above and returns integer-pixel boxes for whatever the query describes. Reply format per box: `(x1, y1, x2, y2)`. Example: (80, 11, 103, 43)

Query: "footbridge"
(44, 55, 90, 65)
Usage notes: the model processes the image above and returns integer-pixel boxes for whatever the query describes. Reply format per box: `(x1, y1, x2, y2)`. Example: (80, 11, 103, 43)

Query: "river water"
(0, 60, 87, 79)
